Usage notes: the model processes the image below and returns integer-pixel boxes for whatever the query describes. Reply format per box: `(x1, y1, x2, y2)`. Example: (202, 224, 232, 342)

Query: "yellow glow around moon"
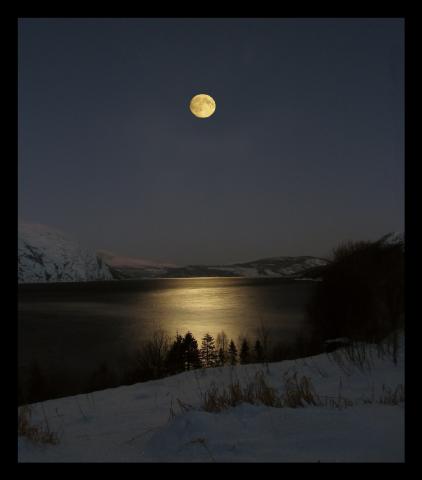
(189, 94, 216, 118)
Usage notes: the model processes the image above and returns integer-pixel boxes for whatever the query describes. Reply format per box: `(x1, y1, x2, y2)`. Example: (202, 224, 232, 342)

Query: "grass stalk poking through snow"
(18, 405, 60, 445)
(197, 371, 404, 413)
(200, 371, 322, 412)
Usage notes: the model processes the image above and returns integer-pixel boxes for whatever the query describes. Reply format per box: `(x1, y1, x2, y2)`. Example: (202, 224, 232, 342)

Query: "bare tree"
(255, 318, 271, 363)
(136, 328, 170, 378)
(216, 331, 229, 366)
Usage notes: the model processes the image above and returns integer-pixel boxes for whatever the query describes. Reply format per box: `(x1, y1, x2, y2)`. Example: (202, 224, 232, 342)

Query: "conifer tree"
(216, 331, 228, 366)
(182, 332, 201, 370)
(240, 338, 250, 364)
(217, 347, 226, 366)
(200, 333, 217, 368)
(254, 339, 264, 363)
(166, 333, 185, 373)
(228, 340, 238, 365)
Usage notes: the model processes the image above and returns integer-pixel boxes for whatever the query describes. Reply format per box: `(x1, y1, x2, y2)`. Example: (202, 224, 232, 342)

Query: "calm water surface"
(19, 277, 316, 378)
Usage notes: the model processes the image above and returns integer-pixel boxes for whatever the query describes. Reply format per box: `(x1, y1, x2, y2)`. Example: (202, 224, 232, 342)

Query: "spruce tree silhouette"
(166, 333, 185, 374)
(182, 332, 201, 370)
(228, 340, 238, 365)
(254, 339, 264, 363)
(240, 339, 250, 364)
(200, 333, 217, 368)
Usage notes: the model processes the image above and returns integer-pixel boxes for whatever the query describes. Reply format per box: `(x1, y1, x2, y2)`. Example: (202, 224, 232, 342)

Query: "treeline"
(125, 330, 270, 384)
(19, 327, 323, 406)
(306, 232, 404, 356)
(18, 330, 278, 406)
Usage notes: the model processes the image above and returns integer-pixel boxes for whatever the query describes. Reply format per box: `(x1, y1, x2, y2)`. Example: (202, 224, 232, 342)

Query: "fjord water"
(18, 278, 316, 393)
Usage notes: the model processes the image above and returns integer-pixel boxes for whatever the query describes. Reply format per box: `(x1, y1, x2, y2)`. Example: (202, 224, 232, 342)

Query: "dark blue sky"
(18, 18, 404, 265)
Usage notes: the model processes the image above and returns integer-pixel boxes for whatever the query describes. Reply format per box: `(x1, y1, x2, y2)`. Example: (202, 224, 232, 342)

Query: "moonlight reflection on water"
(19, 278, 315, 376)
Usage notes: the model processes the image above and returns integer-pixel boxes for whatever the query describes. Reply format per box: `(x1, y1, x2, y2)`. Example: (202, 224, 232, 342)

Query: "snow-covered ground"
(18, 337, 404, 462)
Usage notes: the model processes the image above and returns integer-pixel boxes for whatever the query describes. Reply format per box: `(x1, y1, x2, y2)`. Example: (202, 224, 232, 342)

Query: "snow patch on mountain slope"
(18, 222, 112, 283)
(97, 250, 178, 269)
(216, 256, 329, 278)
(378, 232, 404, 247)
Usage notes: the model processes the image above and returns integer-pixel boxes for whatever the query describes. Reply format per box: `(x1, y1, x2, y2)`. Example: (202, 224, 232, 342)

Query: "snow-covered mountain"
(97, 250, 178, 269)
(97, 250, 178, 279)
(18, 222, 113, 284)
(212, 256, 329, 278)
(104, 232, 404, 280)
(377, 231, 405, 248)
(102, 254, 329, 280)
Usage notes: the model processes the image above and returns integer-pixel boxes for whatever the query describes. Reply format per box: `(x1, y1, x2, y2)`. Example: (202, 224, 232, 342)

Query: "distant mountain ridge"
(18, 222, 112, 284)
(102, 232, 404, 280)
(103, 254, 330, 280)
(18, 223, 403, 283)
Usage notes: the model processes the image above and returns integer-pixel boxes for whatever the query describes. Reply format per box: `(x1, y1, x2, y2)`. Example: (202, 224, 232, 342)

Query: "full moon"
(189, 94, 216, 118)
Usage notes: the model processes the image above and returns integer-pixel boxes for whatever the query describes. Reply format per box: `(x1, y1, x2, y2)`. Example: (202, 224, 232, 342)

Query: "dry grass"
(321, 395, 355, 409)
(18, 405, 60, 445)
(198, 371, 404, 414)
(328, 331, 403, 375)
(319, 378, 355, 409)
(201, 371, 322, 413)
(378, 384, 405, 405)
(328, 342, 374, 374)
(184, 437, 216, 462)
(201, 372, 281, 412)
(282, 371, 322, 407)
(359, 383, 404, 406)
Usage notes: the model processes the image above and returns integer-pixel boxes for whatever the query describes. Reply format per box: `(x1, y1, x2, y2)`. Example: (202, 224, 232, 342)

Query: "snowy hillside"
(215, 256, 328, 278)
(18, 336, 404, 462)
(103, 255, 329, 280)
(377, 231, 405, 248)
(97, 250, 178, 269)
(97, 250, 178, 279)
(18, 223, 113, 284)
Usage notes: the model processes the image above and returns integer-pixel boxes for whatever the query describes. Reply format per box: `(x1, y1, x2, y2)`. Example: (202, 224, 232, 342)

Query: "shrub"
(89, 362, 115, 391)
(132, 329, 170, 381)
(306, 233, 404, 342)
(18, 405, 59, 445)
(282, 372, 321, 407)
(201, 372, 281, 412)
(26, 361, 49, 404)
(200, 371, 321, 412)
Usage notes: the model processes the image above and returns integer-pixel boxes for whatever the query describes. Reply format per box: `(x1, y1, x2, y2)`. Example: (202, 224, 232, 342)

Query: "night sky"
(18, 18, 404, 265)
